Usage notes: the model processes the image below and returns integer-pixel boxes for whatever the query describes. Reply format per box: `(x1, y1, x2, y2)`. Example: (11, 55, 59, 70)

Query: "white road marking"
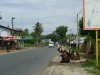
(49, 66, 54, 75)
(49, 55, 58, 75)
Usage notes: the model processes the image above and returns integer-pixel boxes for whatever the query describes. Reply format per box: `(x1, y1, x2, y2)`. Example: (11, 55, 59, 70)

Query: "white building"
(0, 25, 23, 50)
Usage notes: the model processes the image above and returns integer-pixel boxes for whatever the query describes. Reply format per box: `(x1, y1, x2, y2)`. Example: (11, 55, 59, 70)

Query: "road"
(0, 47, 57, 75)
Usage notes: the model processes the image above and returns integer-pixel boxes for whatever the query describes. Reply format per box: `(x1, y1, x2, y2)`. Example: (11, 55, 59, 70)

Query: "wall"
(0, 27, 10, 36)
(86, 42, 91, 53)
(79, 44, 86, 52)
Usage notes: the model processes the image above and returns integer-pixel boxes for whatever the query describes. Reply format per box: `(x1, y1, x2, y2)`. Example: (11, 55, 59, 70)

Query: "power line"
(71, 16, 77, 29)
(15, 11, 79, 19)
(78, 9, 83, 15)
(70, 9, 82, 30)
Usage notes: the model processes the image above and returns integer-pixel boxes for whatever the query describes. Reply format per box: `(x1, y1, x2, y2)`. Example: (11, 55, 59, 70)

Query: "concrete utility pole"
(70, 29, 71, 47)
(11, 17, 15, 36)
(76, 14, 79, 49)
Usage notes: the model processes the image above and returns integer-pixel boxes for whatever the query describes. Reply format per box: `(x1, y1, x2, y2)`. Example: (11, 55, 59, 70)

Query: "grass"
(81, 55, 100, 75)
(66, 46, 100, 75)
(72, 47, 82, 53)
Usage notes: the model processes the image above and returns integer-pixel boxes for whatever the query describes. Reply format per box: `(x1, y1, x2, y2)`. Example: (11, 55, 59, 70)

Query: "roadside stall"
(0, 36, 3, 50)
(3, 36, 14, 50)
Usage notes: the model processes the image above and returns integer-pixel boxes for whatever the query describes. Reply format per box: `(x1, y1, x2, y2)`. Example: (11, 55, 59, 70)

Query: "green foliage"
(33, 22, 44, 36)
(67, 33, 76, 41)
(45, 32, 59, 43)
(30, 32, 37, 43)
(33, 22, 44, 46)
(55, 25, 68, 43)
(67, 33, 76, 38)
(82, 55, 100, 75)
(84, 33, 95, 44)
(21, 28, 30, 36)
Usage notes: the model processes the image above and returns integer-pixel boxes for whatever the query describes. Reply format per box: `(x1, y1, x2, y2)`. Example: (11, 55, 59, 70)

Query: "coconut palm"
(33, 22, 44, 46)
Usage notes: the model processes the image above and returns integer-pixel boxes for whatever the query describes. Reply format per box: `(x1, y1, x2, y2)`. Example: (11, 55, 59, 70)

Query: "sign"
(83, 0, 100, 30)
(44, 39, 49, 43)
(14, 36, 21, 40)
(24, 36, 33, 40)
(3, 36, 14, 41)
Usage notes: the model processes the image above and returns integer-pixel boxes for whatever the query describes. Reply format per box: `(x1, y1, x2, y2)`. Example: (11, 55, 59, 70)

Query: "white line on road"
(49, 66, 54, 75)
(49, 55, 58, 75)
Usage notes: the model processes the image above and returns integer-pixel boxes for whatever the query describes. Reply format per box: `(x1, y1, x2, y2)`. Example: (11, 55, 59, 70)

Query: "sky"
(0, 0, 83, 35)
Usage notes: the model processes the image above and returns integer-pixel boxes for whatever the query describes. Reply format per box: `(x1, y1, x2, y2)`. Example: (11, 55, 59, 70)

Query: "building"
(0, 25, 23, 50)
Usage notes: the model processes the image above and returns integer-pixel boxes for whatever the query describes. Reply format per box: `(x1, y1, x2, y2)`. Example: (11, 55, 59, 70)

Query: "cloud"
(0, 0, 82, 35)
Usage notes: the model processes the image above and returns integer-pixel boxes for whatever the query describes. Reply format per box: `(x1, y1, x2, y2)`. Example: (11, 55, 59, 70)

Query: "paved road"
(0, 47, 57, 75)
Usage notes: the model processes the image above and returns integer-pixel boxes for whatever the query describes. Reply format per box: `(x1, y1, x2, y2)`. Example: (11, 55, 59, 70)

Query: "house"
(70, 37, 85, 48)
(0, 25, 23, 50)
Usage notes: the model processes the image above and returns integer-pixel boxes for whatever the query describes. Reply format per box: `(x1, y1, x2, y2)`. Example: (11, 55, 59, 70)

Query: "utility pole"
(70, 29, 71, 47)
(76, 14, 79, 49)
(11, 17, 15, 36)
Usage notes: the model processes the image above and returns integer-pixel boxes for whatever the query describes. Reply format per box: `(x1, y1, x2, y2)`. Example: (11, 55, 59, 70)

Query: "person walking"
(57, 44, 60, 51)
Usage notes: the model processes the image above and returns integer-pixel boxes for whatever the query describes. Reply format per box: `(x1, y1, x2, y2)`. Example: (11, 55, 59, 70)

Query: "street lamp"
(12, 17, 15, 36)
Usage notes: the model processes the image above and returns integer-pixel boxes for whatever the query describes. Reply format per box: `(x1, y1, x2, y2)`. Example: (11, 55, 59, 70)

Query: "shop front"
(3, 36, 15, 50)
(0, 36, 3, 50)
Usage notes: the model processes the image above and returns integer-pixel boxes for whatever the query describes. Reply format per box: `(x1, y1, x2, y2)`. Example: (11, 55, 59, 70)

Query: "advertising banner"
(83, 0, 100, 30)
(14, 36, 21, 40)
(3, 36, 14, 41)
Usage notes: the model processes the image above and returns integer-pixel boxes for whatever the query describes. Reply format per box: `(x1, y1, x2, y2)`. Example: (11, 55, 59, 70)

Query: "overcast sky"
(0, 0, 82, 35)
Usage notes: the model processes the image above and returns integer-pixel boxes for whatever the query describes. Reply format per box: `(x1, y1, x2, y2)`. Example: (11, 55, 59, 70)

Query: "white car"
(48, 42, 54, 48)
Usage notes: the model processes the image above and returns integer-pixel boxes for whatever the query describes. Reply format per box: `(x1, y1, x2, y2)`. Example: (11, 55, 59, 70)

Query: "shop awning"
(3, 36, 14, 41)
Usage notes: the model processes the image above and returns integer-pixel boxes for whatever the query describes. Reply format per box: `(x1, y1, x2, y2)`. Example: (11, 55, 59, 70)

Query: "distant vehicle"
(48, 42, 54, 48)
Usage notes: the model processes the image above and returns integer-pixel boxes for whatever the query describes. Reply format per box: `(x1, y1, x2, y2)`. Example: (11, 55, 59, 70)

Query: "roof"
(0, 25, 22, 32)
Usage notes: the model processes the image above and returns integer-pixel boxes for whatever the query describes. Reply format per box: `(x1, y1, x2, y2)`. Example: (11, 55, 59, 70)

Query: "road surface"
(0, 47, 57, 75)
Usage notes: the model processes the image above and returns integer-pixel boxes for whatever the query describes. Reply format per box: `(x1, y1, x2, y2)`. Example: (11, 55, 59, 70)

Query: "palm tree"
(33, 22, 44, 46)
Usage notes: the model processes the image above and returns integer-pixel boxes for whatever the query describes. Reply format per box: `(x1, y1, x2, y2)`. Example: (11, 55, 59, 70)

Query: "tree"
(55, 25, 68, 43)
(33, 22, 44, 46)
(21, 28, 29, 36)
(30, 32, 36, 44)
(45, 32, 59, 43)
(67, 33, 76, 41)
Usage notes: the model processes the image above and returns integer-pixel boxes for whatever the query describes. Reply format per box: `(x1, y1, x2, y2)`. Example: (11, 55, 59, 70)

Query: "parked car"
(48, 42, 54, 48)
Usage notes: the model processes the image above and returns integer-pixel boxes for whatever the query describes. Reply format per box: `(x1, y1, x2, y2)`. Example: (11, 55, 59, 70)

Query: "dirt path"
(0, 47, 39, 55)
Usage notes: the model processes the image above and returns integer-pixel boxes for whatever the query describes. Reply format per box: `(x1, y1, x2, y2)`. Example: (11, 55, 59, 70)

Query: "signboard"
(3, 36, 14, 41)
(14, 36, 21, 40)
(24, 36, 33, 40)
(83, 0, 100, 30)
(44, 39, 49, 43)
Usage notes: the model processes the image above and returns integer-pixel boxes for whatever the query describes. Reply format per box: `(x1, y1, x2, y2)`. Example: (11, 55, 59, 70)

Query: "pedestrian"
(57, 44, 60, 52)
